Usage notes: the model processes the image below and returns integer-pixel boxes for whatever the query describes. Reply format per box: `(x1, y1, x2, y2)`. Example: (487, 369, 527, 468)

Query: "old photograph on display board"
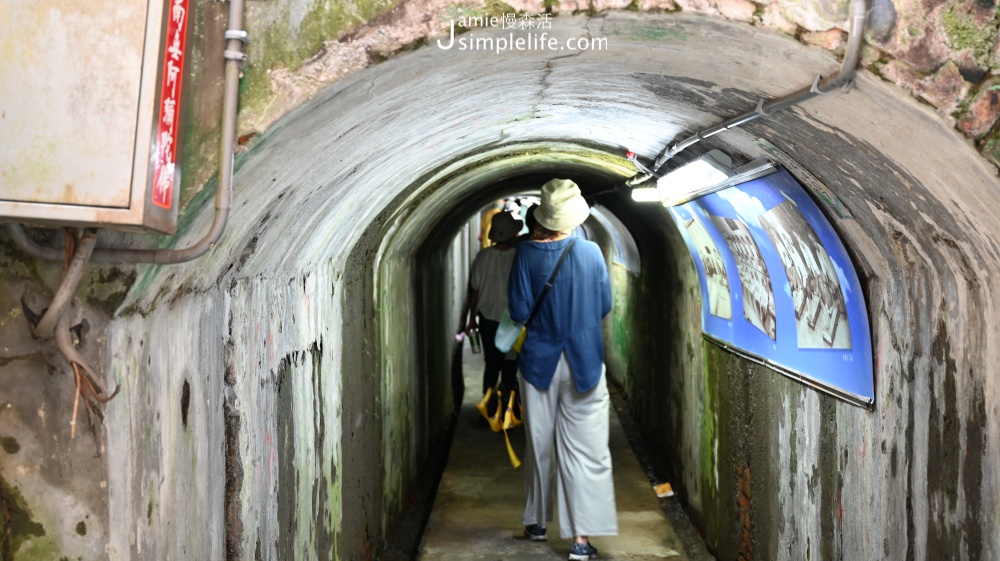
(668, 166, 874, 405)
(684, 216, 732, 319)
(710, 215, 776, 340)
(760, 200, 851, 349)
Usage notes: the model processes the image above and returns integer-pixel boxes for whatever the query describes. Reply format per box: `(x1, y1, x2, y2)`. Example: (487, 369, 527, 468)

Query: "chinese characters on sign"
(151, 0, 189, 209)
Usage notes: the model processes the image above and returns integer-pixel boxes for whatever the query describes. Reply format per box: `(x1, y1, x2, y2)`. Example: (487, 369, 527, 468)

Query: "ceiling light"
(630, 149, 778, 206)
(629, 184, 663, 202)
(631, 149, 733, 203)
(659, 149, 732, 192)
(660, 157, 776, 207)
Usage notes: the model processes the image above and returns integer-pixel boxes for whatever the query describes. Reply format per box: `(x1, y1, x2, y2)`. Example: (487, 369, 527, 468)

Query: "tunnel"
(1, 8, 999, 561)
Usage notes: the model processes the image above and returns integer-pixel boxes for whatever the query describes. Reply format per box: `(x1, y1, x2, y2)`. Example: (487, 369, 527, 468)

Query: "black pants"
(478, 315, 519, 399)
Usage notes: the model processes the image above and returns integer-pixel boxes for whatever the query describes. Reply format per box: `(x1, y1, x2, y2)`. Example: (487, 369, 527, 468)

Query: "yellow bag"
(501, 390, 522, 467)
(475, 387, 490, 417)
(503, 390, 523, 430)
(512, 327, 528, 353)
(504, 430, 522, 469)
(476, 387, 522, 468)
(476, 388, 503, 432)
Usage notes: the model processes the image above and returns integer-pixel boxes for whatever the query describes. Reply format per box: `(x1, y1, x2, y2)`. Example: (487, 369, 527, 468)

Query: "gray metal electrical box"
(0, 0, 192, 234)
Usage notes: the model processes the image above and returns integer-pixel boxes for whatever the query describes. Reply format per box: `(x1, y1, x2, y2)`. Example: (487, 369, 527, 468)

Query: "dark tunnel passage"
(2, 11, 998, 561)
(359, 146, 700, 559)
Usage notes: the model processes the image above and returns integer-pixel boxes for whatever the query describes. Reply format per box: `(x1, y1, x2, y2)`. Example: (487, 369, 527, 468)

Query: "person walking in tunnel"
(463, 210, 524, 417)
(513, 202, 539, 245)
(507, 179, 617, 561)
(478, 199, 507, 249)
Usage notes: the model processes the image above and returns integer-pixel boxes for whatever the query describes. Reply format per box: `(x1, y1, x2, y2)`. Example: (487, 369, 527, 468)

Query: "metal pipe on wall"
(6, 222, 64, 261)
(652, 0, 868, 172)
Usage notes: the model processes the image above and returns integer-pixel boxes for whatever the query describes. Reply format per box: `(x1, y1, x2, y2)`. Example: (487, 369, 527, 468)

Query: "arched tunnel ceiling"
(121, 11, 1000, 313)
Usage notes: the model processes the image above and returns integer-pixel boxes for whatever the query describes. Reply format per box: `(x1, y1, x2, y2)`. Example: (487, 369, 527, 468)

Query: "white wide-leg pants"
(520, 353, 618, 539)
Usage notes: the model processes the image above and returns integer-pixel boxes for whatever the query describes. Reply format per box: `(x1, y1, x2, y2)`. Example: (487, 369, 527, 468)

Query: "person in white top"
(464, 211, 523, 410)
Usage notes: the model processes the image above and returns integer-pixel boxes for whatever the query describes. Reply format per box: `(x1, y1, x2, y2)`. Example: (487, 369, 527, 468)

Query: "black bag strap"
(524, 238, 577, 328)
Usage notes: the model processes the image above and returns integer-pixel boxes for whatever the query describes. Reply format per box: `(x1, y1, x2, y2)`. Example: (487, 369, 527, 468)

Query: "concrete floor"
(417, 343, 696, 560)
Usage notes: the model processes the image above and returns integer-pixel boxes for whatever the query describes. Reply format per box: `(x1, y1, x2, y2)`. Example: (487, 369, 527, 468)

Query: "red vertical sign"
(151, 0, 189, 209)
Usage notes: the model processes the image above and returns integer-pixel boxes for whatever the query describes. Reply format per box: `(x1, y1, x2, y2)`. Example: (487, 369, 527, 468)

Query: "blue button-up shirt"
(507, 236, 611, 392)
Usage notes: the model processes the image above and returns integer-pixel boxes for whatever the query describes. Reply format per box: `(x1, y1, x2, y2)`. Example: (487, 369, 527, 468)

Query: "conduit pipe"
(650, 0, 868, 173)
(33, 230, 99, 339)
(56, 310, 114, 399)
(6, 222, 63, 261)
(6, 0, 248, 265)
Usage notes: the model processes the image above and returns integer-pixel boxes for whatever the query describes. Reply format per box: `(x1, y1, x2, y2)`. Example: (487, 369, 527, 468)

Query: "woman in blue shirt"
(507, 179, 617, 561)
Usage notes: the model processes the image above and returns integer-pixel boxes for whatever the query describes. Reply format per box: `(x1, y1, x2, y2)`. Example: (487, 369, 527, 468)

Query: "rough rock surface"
(714, 0, 758, 22)
(959, 78, 1000, 137)
(802, 28, 846, 51)
(880, 59, 972, 119)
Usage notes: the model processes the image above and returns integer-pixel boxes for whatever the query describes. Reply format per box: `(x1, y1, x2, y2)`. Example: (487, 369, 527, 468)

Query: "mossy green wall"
(0, 233, 129, 561)
(177, 0, 403, 207)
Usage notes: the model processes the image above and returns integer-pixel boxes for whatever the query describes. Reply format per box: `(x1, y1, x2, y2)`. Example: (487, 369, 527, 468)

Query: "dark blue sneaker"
(568, 541, 599, 560)
(523, 524, 547, 541)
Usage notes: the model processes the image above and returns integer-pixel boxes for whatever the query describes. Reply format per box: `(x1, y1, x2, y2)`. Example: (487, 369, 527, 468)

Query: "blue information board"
(669, 166, 874, 406)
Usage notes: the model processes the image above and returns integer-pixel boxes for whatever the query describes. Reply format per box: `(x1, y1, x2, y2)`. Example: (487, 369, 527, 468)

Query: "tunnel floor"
(416, 342, 712, 560)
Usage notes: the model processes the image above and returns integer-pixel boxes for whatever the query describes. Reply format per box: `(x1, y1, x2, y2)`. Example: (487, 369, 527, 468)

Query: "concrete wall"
(168, 0, 1000, 209)
(0, 240, 123, 560)
(675, 99, 1000, 561)
(595, 120, 1000, 557)
(591, 20, 1000, 560)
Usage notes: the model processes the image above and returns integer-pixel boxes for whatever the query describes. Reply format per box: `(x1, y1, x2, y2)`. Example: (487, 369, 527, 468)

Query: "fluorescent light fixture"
(630, 149, 778, 206)
(659, 149, 733, 192)
(660, 157, 776, 207)
(632, 149, 733, 203)
(629, 184, 664, 202)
